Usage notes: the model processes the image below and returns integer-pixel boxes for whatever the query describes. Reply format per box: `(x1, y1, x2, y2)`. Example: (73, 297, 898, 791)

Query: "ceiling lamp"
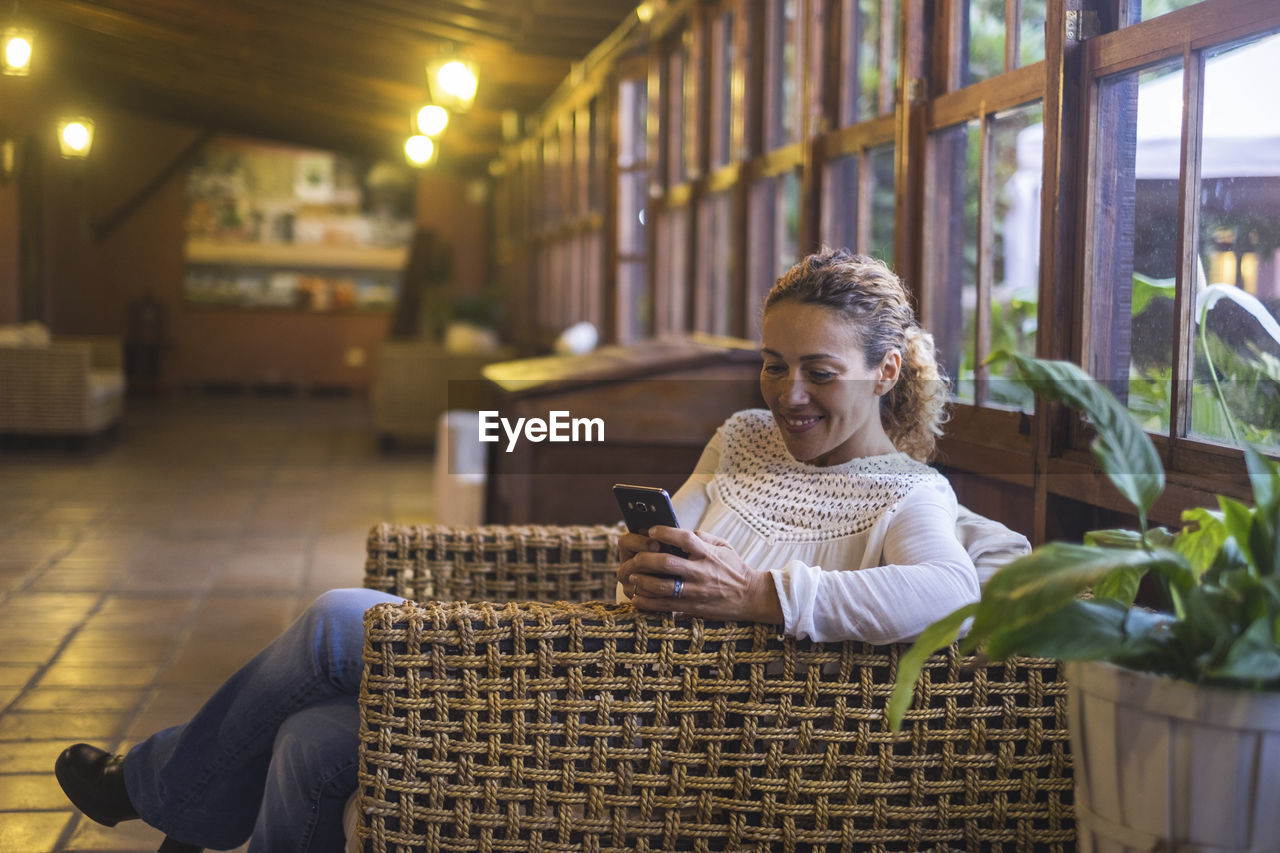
(404, 134, 436, 167)
(427, 56, 478, 113)
(2, 27, 33, 76)
(416, 104, 449, 137)
(57, 117, 94, 158)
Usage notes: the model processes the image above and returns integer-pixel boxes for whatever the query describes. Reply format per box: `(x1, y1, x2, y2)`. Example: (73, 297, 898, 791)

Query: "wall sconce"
(57, 117, 95, 158)
(2, 27, 33, 76)
(415, 104, 448, 137)
(404, 134, 436, 167)
(427, 56, 477, 113)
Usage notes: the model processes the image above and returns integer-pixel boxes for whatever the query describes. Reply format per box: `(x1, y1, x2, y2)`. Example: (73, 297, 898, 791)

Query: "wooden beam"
(93, 128, 217, 241)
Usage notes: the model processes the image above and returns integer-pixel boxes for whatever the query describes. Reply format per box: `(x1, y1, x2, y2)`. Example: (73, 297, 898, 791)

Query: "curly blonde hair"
(764, 249, 950, 461)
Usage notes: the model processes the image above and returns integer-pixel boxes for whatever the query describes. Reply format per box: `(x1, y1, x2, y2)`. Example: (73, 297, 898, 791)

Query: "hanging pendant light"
(426, 53, 478, 113)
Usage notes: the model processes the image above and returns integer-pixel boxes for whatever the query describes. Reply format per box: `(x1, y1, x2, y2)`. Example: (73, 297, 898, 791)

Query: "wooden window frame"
(1059, 0, 1280, 514)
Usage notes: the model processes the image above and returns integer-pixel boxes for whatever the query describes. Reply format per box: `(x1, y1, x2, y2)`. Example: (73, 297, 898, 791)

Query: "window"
(617, 72, 651, 341)
(747, 170, 801, 337)
(1088, 25, 1280, 451)
(842, 0, 900, 123)
(666, 40, 689, 186)
(655, 205, 691, 333)
(961, 0, 1046, 85)
(710, 7, 738, 170)
(764, 0, 804, 150)
(696, 190, 735, 335)
(926, 103, 1042, 406)
(820, 139, 896, 264)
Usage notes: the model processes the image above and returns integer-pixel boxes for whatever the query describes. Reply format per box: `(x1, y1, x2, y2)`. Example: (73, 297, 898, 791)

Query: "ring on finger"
(673, 578, 683, 599)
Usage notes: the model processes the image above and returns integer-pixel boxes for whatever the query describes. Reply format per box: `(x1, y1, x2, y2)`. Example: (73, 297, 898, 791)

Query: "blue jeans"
(123, 588, 401, 852)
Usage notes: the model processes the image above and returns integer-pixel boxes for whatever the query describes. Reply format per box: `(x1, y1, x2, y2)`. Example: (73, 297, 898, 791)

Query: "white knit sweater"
(664, 409, 980, 644)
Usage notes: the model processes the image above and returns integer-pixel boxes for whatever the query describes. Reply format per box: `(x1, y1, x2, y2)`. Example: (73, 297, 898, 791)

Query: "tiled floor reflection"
(0, 395, 434, 852)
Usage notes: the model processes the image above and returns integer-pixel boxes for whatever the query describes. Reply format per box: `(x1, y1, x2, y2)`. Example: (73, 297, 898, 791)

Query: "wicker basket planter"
(1067, 660, 1280, 852)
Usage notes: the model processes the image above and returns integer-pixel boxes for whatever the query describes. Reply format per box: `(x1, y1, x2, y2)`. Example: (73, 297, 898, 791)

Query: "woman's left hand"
(618, 526, 783, 625)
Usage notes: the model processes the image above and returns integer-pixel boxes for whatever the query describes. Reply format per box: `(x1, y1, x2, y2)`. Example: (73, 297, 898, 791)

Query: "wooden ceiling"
(30, 0, 641, 172)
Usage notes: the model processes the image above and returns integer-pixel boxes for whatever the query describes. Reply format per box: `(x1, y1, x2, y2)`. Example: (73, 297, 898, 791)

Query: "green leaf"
(1084, 528, 1147, 549)
(967, 543, 1186, 652)
(984, 598, 1128, 660)
(1245, 444, 1280, 515)
(1176, 507, 1228, 579)
(1131, 272, 1176, 316)
(1209, 617, 1280, 682)
(1094, 565, 1144, 607)
(1219, 496, 1257, 569)
(886, 602, 978, 731)
(994, 353, 1164, 526)
(1179, 586, 1242, 656)
(1243, 445, 1280, 576)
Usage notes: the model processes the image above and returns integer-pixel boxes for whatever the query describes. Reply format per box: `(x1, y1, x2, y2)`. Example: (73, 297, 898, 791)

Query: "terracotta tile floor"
(0, 395, 435, 852)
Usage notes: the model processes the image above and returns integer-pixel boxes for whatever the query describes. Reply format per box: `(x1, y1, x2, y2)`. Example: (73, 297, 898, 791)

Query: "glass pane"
(697, 191, 734, 335)
(822, 153, 859, 250)
(989, 102, 1043, 410)
(617, 170, 648, 256)
(619, 261, 650, 341)
(925, 123, 977, 401)
(766, 0, 801, 148)
(1130, 0, 1209, 24)
(868, 142, 896, 266)
(966, 0, 1006, 85)
(778, 170, 801, 276)
(713, 9, 735, 169)
(543, 136, 561, 222)
(1091, 61, 1183, 434)
(667, 48, 686, 186)
(845, 0, 900, 122)
(618, 78, 647, 168)
(657, 206, 690, 332)
(1190, 33, 1280, 450)
(584, 230, 604, 331)
(749, 175, 780, 338)
(1019, 0, 1046, 67)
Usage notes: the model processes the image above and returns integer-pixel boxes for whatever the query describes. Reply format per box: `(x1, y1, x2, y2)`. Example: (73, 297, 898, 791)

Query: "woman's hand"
(617, 526, 783, 625)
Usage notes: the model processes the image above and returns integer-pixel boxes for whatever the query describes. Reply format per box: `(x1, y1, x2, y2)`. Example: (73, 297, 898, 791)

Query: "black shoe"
(54, 743, 140, 827)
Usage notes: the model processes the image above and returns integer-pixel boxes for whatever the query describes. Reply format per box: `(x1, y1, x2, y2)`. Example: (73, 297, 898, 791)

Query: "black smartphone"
(612, 484, 689, 558)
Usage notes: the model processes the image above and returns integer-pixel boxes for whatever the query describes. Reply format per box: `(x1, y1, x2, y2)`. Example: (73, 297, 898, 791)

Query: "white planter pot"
(1066, 659, 1280, 852)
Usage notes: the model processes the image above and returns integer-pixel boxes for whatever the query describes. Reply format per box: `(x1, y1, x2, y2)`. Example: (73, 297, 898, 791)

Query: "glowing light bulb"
(435, 60, 477, 102)
(3, 29, 33, 75)
(416, 105, 448, 137)
(57, 118, 94, 158)
(62, 122, 90, 151)
(404, 135, 435, 166)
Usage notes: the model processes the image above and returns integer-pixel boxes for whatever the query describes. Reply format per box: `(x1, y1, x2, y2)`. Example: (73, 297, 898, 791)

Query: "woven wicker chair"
(357, 523, 1076, 852)
(0, 336, 125, 436)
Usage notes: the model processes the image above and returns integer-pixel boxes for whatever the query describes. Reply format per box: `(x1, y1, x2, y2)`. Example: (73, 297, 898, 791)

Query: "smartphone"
(612, 484, 688, 558)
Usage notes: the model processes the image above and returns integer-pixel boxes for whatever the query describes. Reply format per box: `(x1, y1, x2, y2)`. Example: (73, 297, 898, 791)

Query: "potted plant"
(888, 351, 1280, 852)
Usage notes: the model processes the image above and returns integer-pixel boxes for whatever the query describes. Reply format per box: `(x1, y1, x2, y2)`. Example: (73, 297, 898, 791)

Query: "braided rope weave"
(364, 522, 624, 604)
(358, 599, 1074, 853)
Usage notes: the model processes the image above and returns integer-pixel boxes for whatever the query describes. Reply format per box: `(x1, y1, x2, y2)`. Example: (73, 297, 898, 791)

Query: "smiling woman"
(617, 248, 987, 642)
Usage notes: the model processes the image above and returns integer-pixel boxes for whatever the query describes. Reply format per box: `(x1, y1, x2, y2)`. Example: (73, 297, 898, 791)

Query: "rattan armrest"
(356, 599, 1075, 852)
(363, 522, 624, 603)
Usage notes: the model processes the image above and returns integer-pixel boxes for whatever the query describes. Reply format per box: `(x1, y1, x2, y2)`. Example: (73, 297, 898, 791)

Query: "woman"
(55, 249, 982, 852)
(618, 248, 977, 643)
